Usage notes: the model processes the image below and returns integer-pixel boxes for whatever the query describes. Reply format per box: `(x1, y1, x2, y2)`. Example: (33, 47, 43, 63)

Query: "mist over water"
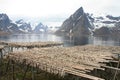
(0, 34, 119, 47)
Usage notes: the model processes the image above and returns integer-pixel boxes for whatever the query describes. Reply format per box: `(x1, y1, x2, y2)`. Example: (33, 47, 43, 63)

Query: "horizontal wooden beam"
(65, 68, 104, 80)
(101, 66, 120, 71)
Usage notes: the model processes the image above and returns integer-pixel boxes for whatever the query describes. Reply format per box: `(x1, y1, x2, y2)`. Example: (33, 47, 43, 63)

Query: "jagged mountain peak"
(36, 23, 43, 27)
(56, 7, 92, 36)
(0, 13, 33, 33)
(15, 19, 32, 33)
(0, 13, 49, 34)
(33, 23, 48, 33)
(71, 7, 84, 21)
(74, 7, 84, 15)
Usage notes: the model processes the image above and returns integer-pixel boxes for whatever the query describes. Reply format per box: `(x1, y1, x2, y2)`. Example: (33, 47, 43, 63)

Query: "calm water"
(0, 34, 120, 46)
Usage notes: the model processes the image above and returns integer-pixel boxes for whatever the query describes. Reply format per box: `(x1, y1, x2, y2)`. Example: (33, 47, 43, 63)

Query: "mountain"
(0, 13, 23, 33)
(88, 14, 120, 36)
(15, 19, 32, 33)
(87, 14, 120, 28)
(0, 14, 31, 33)
(56, 7, 94, 36)
(0, 13, 46, 34)
(0, 14, 10, 32)
(1, 8, 120, 35)
(93, 27, 111, 35)
(56, 7, 120, 36)
(33, 23, 48, 33)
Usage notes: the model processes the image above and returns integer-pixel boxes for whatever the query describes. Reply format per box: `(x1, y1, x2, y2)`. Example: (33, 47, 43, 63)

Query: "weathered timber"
(101, 66, 120, 71)
(22, 64, 30, 80)
(6, 45, 120, 80)
(12, 60, 15, 80)
(65, 68, 104, 80)
(6, 41, 63, 48)
(109, 60, 120, 63)
(0, 46, 4, 58)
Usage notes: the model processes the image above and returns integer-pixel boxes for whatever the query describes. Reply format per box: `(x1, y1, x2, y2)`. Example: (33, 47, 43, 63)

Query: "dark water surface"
(0, 34, 120, 46)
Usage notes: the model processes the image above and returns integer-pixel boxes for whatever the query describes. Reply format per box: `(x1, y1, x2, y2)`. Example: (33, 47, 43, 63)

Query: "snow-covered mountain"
(87, 14, 120, 28)
(0, 7, 120, 36)
(0, 13, 23, 33)
(56, 7, 120, 36)
(33, 23, 48, 33)
(56, 7, 94, 36)
(0, 13, 48, 34)
(15, 19, 32, 33)
(87, 14, 120, 36)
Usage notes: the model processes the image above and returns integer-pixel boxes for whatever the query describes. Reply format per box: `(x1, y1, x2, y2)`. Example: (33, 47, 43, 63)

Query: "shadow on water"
(61, 35, 89, 47)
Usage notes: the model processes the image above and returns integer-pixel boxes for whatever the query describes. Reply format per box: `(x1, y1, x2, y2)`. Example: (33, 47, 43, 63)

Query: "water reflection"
(92, 36, 120, 46)
(0, 34, 120, 46)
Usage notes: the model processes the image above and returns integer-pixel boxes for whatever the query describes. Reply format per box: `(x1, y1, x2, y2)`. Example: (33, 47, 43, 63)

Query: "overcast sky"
(0, 0, 120, 26)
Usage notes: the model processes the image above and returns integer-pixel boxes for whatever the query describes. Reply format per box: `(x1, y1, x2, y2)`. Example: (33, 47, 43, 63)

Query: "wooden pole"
(36, 64, 38, 74)
(12, 60, 15, 80)
(113, 58, 120, 80)
(5, 58, 10, 73)
(32, 66, 35, 80)
(0, 50, 1, 80)
(22, 64, 29, 80)
(11, 47, 13, 52)
(0, 49, 3, 63)
(0, 49, 3, 79)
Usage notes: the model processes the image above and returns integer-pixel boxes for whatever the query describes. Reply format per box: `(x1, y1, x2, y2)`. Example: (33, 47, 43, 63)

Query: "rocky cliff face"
(56, 7, 93, 36)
